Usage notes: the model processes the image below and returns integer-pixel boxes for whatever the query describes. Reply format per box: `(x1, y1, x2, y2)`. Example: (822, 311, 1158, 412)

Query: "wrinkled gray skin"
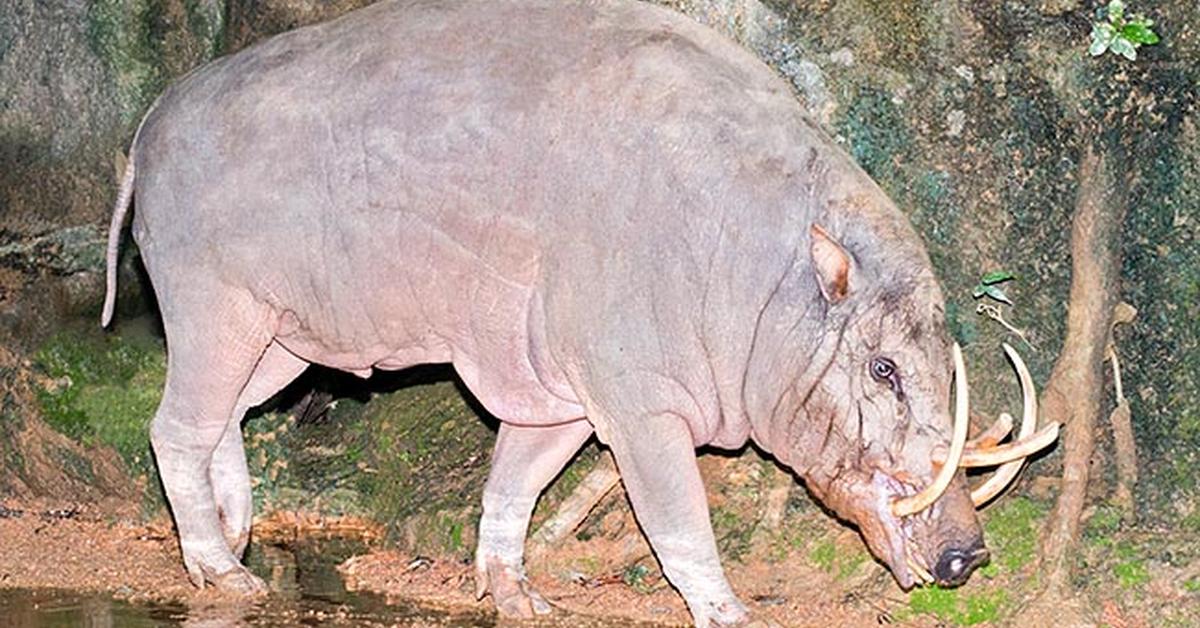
(107, 0, 986, 625)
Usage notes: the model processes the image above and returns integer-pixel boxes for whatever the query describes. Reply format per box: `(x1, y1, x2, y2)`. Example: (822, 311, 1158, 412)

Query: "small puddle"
(0, 539, 492, 626)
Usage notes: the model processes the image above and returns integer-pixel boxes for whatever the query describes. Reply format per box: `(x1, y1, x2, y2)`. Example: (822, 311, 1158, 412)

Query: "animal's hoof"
(699, 599, 751, 627)
(209, 565, 270, 597)
(476, 559, 552, 618)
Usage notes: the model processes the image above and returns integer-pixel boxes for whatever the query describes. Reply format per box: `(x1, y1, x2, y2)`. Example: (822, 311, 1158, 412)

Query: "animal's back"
(128, 0, 806, 423)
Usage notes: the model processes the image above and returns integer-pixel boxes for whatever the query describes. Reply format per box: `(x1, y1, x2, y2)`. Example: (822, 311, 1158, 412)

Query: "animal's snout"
(933, 542, 989, 586)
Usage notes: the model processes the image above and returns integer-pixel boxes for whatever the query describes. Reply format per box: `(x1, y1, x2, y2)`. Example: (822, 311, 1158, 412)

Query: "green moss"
(32, 328, 166, 508)
(34, 329, 165, 473)
(711, 506, 754, 562)
(906, 586, 1007, 626)
(809, 538, 837, 572)
(184, 0, 226, 58)
(1085, 502, 1125, 546)
(351, 371, 496, 549)
(840, 88, 912, 185)
(86, 0, 167, 125)
(1181, 510, 1200, 533)
(982, 496, 1048, 573)
(836, 547, 868, 581)
(1113, 558, 1150, 589)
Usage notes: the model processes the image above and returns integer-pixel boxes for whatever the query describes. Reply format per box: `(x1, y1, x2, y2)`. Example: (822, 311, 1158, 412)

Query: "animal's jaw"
(865, 470, 954, 590)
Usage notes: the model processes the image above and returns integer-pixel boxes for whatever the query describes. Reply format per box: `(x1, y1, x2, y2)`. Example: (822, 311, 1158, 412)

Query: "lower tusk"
(958, 423, 1060, 468)
(892, 343, 970, 518)
(905, 546, 934, 585)
(967, 412, 1013, 450)
(968, 344, 1055, 506)
(907, 557, 933, 584)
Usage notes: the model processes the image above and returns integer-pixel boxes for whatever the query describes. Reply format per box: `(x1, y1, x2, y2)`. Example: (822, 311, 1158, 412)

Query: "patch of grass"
(982, 496, 1048, 573)
(1184, 577, 1200, 593)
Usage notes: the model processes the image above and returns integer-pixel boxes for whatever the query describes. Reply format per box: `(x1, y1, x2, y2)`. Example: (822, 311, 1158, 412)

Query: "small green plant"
(1089, 1, 1160, 61)
(622, 563, 655, 594)
(971, 271, 1015, 305)
(971, 271, 1037, 350)
(1184, 578, 1200, 593)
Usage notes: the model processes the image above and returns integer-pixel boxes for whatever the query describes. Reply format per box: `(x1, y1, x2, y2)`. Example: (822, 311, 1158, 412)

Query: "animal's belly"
(273, 297, 584, 426)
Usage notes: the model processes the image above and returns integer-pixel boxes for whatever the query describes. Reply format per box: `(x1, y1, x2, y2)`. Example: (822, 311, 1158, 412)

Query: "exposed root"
(1039, 145, 1129, 593)
(527, 453, 621, 558)
(1106, 302, 1139, 520)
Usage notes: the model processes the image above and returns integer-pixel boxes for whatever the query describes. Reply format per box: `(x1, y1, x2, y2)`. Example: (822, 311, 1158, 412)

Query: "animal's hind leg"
(210, 341, 309, 559)
(475, 420, 593, 617)
(150, 293, 276, 595)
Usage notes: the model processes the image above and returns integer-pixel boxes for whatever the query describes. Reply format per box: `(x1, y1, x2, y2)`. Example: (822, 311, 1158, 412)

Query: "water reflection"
(0, 540, 492, 627)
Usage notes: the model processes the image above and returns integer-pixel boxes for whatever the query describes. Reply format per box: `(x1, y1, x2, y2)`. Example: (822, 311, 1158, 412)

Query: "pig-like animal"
(102, 0, 1057, 625)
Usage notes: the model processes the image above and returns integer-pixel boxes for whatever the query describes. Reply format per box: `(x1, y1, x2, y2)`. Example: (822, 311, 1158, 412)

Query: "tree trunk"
(1038, 143, 1129, 592)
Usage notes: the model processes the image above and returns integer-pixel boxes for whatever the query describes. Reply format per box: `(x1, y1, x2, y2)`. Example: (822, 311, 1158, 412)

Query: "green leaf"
(1111, 36, 1138, 60)
(972, 285, 987, 299)
(1122, 22, 1160, 45)
(982, 285, 1013, 306)
(1107, 0, 1125, 23)
(1090, 22, 1115, 56)
(980, 270, 1015, 285)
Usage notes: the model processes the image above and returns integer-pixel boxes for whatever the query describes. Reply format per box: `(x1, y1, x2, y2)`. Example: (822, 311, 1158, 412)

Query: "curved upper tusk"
(958, 422, 1060, 468)
(892, 343, 970, 518)
(967, 412, 1013, 450)
(969, 344, 1040, 505)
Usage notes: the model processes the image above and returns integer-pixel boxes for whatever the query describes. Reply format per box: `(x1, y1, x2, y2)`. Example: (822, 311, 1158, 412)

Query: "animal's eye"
(869, 357, 896, 385)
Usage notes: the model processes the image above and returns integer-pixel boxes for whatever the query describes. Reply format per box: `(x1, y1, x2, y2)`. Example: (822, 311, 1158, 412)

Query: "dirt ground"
(0, 497, 906, 627)
(1, 479, 1189, 627)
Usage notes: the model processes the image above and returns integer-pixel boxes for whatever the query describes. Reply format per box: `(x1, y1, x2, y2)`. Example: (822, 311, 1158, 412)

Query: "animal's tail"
(100, 146, 136, 328)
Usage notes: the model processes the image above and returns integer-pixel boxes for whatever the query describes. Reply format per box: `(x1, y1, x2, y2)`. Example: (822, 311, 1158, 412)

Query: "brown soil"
(0, 498, 192, 604)
(340, 534, 892, 627)
(0, 496, 911, 627)
(3, 492, 1193, 627)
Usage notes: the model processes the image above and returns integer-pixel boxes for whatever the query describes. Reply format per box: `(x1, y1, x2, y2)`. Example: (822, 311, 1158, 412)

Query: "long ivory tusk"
(892, 343, 970, 518)
(969, 344, 1039, 505)
(957, 423, 1060, 467)
(966, 412, 1013, 450)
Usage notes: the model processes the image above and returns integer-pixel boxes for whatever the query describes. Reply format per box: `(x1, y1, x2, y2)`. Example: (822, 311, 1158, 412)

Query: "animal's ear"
(810, 223, 854, 304)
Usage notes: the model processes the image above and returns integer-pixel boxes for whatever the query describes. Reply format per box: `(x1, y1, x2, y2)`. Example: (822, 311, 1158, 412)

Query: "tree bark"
(1038, 144, 1129, 592)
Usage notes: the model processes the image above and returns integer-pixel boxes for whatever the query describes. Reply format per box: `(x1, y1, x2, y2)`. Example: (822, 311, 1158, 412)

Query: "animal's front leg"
(475, 420, 593, 617)
(604, 412, 748, 628)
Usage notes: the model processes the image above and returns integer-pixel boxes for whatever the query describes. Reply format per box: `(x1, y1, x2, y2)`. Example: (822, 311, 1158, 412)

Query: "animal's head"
(775, 224, 1058, 590)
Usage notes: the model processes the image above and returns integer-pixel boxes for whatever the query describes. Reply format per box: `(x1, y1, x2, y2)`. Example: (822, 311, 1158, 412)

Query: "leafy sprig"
(1089, 0, 1160, 61)
(972, 270, 1015, 306)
